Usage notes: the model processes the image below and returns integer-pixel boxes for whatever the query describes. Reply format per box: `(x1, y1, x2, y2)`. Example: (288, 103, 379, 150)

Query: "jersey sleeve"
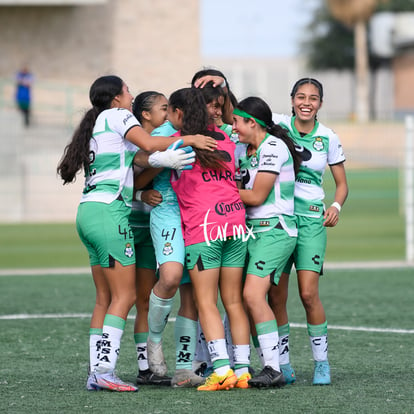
(272, 113, 291, 128)
(327, 130, 346, 165)
(258, 137, 288, 174)
(112, 108, 141, 138)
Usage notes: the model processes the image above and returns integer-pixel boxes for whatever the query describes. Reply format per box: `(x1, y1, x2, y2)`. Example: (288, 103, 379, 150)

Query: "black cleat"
(136, 369, 171, 386)
(248, 366, 286, 388)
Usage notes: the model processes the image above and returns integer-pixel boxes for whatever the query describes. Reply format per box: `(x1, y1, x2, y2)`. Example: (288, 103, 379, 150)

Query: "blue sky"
(200, 0, 321, 58)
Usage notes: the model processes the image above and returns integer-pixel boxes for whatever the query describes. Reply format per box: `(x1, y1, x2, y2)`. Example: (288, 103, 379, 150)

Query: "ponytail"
(57, 75, 123, 184)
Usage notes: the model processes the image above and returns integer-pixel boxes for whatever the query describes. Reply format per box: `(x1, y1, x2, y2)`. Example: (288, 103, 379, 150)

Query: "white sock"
(232, 344, 250, 376)
(223, 313, 234, 367)
(97, 328, 123, 373)
(208, 338, 230, 375)
(310, 334, 328, 362)
(258, 331, 280, 371)
(279, 334, 290, 365)
(89, 331, 102, 372)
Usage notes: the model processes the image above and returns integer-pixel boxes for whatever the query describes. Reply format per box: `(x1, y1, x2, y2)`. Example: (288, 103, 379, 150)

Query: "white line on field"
(0, 313, 413, 334)
(0, 260, 413, 277)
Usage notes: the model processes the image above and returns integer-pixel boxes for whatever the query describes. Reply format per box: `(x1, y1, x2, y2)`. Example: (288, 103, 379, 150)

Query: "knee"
(158, 274, 181, 295)
(268, 287, 288, 308)
(300, 290, 318, 310)
(242, 290, 257, 313)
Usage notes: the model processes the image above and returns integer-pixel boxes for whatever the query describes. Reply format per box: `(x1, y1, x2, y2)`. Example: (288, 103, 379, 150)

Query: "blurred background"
(0, 0, 413, 256)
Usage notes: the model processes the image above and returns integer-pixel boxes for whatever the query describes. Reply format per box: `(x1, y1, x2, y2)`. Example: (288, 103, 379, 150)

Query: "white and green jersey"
(80, 108, 140, 207)
(272, 113, 345, 217)
(238, 133, 296, 235)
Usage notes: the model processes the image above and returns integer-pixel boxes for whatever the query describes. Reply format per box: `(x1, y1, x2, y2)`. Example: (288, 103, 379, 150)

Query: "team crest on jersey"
(313, 137, 324, 151)
(163, 242, 173, 256)
(230, 132, 239, 143)
(250, 155, 258, 168)
(124, 243, 134, 258)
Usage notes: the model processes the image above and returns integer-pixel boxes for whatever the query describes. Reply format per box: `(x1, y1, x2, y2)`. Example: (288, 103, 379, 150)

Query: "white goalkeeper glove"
(148, 139, 195, 170)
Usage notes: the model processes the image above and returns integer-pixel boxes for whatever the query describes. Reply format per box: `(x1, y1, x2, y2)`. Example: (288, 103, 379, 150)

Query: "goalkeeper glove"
(148, 139, 195, 170)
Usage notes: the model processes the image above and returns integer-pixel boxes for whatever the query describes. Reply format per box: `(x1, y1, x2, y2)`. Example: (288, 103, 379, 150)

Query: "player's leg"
(171, 282, 204, 388)
(295, 216, 330, 385)
(86, 264, 110, 390)
(243, 273, 284, 388)
(77, 200, 138, 391)
(148, 210, 185, 376)
(219, 266, 251, 388)
(297, 269, 330, 385)
(268, 270, 296, 384)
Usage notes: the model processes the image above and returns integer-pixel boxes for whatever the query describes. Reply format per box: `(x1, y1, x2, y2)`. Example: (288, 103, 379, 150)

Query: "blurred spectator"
(15, 66, 34, 127)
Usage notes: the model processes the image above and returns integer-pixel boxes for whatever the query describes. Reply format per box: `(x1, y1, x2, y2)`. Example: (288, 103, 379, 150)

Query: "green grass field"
(0, 167, 413, 413)
(0, 167, 407, 269)
(1, 268, 413, 413)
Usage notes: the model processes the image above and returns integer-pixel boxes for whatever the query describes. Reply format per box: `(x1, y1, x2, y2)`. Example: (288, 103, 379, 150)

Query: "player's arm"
(126, 126, 216, 152)
(133, 164, 163, 190)
(324, 162, 348, 227)
(239, 171, 277, 206)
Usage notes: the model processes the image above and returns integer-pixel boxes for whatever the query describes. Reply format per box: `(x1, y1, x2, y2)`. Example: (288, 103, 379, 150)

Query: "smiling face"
(291, 83, 322, 123)
(146, 95, 168, 130)
(232, 114, 255, 144)
(206, 96, 224, 125)
(114, 83, 134, 111)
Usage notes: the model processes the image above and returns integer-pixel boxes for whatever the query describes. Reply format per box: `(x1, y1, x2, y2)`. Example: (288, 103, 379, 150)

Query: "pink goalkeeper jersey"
(171, 126, 246, 246)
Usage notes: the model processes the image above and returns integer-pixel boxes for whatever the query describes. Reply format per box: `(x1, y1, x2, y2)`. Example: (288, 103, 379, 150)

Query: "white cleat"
(147, 338, 168, 376)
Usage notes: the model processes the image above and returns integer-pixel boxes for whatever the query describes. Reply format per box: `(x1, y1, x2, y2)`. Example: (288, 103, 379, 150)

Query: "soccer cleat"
(313, 360, 331, 385)
(248, 366, 286, 388)
(91, 371, 139, 392)
(171, 369, 205, 388)
(86, 372, 102, 391)
(147, 338, 168, 376)
(235, 372, 251, 389)
(197, 369, 237, 391)
(136, 369, 171, 386)
(194, 361, 208, 377)
(280, 363, 296, 384)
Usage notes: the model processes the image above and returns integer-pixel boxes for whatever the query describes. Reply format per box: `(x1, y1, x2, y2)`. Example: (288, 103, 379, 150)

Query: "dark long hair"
(191, 68, 238, 108)
(169, 87, 227, 170)
(236, 97, 301, 176)
(57, 75, 123, 184)
(132, 91, 164, 123)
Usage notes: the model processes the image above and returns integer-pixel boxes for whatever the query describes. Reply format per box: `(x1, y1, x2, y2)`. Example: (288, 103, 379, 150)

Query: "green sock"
(148, 290, 173, 343)
(174, 316, 197, 370)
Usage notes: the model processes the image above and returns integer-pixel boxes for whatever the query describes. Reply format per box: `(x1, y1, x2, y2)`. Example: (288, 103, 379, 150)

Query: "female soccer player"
(145, 89, 213, 389)
(171, 87, 251, 391)
(130, 91, 172, 386)
(268, 78, 348, 385)
(56, 75, 212, 392)
(233, 96, 301, 388)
